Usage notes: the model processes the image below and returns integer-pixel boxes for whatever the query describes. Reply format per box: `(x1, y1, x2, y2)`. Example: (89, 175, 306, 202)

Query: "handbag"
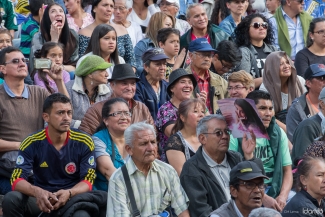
(121, 165, 173, 217)
(275, 109, 288, 124)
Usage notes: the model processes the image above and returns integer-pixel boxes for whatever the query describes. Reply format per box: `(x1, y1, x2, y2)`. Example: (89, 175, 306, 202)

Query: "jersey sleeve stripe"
(10, 168, 23, 185)
(20, 130, 46, 151)
(69, 131, 94, 146)
(84, 168, 96, 185)
(69, 132, 95, 151)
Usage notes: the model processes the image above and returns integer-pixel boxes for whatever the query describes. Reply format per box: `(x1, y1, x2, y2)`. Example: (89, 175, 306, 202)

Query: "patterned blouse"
(66, 13, 94, 33)
(155, 101, 178, 162)
(78, 33, 136, 67)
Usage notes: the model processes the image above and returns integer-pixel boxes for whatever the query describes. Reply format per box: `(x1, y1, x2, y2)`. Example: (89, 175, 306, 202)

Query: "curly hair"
(234, 13, 275, 47)
(211, 0, 230, 25)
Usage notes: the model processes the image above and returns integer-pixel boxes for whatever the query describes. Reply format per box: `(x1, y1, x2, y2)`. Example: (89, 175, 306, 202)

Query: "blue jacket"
(219, 14, 239, 36)
(134, 71, 170, 121)
(134, 38, 156, 69)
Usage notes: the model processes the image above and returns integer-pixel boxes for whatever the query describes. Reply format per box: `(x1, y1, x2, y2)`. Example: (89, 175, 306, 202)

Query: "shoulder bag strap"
(121, 165, 141, 217)
(111, 142, 116, 163)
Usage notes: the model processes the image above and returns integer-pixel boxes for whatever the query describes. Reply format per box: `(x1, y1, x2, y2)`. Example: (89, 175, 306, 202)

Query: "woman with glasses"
(111, 0, 143, 47)
(65, 55, 112, 129)
(92, 98, 131, 191)
(295, 18, 325, 77)
(282, 156, 325, 217)
(260, 51, 305, 130)
(64, 0, 94, 32)
(234, 13, 277, 89)
(165, 99, 205, 175)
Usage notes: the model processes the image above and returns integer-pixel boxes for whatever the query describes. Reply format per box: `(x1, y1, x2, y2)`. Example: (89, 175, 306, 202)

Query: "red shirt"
(190, 33, 211, 44)
(192, 67, 212, 113)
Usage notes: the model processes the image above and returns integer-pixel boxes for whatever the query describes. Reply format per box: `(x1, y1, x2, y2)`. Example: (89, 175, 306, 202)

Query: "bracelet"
(68, 189, 72, 200)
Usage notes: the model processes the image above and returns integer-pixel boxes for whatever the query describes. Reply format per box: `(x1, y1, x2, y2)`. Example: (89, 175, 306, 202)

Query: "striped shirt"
(107, 158, 189, 216)
(20, 15, 39, 57)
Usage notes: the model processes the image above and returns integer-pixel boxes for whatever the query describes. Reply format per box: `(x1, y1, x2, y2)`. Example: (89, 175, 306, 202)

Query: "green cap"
(75, 55, 112, 77)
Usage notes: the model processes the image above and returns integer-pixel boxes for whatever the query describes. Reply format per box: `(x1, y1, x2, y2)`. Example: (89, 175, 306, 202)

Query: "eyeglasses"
(220, 59, 235, 71)
(227, 86, 247, 91)
(239, 181, 266, 190)
(194, 52, 214, 58)
(313, 29, 325, 36)
(250, 22, 268, 29)
(108, 111, 132, 118)
(4, 58, 29, 65)
(113, 6, 127, 11)
(315, 75, 325, 81)
(202, 129, 231, 137)
(159, 1, 177, 7)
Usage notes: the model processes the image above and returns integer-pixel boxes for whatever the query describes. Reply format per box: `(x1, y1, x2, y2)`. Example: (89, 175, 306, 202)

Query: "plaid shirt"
(107, 158, 189, 216)
(192, 68, 212, 113)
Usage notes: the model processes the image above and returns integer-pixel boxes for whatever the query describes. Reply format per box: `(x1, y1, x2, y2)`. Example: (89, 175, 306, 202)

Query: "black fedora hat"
(167, 68, 197, 97)
(108, 64, 140, 82)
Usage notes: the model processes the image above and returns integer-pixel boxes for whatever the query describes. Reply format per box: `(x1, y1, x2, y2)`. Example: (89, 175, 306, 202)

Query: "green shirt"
(0, 0, 18, 30)
(229, 127, 292, 184)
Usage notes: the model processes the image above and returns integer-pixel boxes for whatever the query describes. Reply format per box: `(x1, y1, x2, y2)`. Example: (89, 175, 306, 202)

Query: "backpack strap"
(121, 165, 141, 217)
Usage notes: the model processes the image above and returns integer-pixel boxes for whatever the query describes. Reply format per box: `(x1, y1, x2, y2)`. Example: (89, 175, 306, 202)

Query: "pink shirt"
(34, 70, 70, 93)
(66, 13, 94, 33)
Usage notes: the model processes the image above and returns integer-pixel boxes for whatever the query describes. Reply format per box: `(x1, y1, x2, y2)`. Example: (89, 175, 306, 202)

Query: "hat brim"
(167, 74, 197, 97)
(108, 75, 140, 82)
(311, 70, 325, 78)
(149, 54, 170, 61)
(238, 172, 269, 181)
(193, 48, 217, 52)
(97, 62, 113, 71)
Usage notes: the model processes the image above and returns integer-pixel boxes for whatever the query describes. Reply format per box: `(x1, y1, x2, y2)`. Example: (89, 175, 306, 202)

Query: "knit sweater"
(0, 85, 49, 160)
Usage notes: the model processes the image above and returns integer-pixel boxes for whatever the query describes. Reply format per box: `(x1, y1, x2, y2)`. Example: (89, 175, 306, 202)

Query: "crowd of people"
(1, 0, 325, 216)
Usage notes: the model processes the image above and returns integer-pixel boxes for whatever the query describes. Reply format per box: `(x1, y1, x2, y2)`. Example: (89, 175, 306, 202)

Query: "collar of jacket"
(72, 75, 111, 96)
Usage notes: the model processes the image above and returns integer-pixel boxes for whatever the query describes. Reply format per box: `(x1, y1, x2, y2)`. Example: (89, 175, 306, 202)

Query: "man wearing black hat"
(134, 48, 170, 121)
(79, 64, 154, 135)
(210, 161, 268, 217)
(186, 37, 228, 114)
(287, 63, 325, 143)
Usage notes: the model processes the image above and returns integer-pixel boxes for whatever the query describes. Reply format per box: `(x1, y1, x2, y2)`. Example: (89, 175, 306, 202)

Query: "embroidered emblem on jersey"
(65, 162, 76, 174)
(40, 161, 48, 167)
(16, 155, 24, 165)
(88, 156, 94, 166)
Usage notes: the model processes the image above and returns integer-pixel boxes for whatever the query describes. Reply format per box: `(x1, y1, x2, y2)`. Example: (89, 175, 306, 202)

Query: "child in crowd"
(157, 28, 186, 80)
(33, 42, 70, 93)
(19, 0, 53, 58)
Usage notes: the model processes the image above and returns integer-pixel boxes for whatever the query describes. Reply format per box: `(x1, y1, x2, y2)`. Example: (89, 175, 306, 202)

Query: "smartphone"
(34, 59, 52, 70)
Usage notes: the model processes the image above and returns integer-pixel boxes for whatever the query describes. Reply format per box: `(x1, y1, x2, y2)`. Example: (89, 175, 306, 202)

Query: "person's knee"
(3, 191, 24, 207)
(72, 210, 91, 217)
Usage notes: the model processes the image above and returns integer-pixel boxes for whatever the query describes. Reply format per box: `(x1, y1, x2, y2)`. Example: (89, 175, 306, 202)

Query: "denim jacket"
(219, 15, 241, 36)
(134, 38, 156, 69)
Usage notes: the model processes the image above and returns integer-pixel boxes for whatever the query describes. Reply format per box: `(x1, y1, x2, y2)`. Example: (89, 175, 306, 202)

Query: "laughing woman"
(30, 3, 79, 73)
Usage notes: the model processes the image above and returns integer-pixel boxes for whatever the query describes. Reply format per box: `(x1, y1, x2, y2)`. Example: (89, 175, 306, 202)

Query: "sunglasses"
(4, 58, 29, 65)
(250, 22, 268, 29)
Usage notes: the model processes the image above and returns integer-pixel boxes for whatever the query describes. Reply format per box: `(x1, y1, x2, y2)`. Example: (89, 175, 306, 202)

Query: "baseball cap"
(142, 48, 169, 64)
(230, 161, 269, 183)
(304, 64, 325, 80)
(157, 0, 180, 8)
(188, 38, 217, 53)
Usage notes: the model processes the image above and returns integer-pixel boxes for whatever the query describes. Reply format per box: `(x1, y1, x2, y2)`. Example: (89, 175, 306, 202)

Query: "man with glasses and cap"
(180, 115, 263, 217)
(134, 48, 170, 121)
(210, 161, 268, 217)
(269, 0, 312, 60)
(0, 47, 69, 195)
(79, 64, 154, 136)
(186, 37, 228, 114)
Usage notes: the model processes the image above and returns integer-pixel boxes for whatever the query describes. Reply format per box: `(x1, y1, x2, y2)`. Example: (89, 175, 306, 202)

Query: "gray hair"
(124, 122, 156, 147)
(186, 3, 205, 19)
(115, 0, 133, 9)
(248, 208, 282, 217)
(196, 114, 226, 137)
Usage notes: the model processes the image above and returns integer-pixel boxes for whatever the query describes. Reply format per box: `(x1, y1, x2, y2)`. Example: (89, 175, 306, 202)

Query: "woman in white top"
(77, 24, 125, 78)
(111, 0, 144, 47)
(127, 0, 160, 28)
(260, 51, 306, 131)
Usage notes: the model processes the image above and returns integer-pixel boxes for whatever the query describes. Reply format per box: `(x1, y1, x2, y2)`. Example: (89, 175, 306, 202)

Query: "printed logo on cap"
(65, 162, 76, 174)
(201, 41, 209, 44)
(319, 64, 325, 69)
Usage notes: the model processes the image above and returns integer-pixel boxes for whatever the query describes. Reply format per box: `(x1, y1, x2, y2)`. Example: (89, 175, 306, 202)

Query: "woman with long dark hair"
(295, 18, 325, 77)
(77, 24, 125, 77)
(34, 42, 70, 93)
(234, 13, 277, 88)
(92, 98, 131, 191)
(31, 3, 79, 73)
(211, 0, 230, 25)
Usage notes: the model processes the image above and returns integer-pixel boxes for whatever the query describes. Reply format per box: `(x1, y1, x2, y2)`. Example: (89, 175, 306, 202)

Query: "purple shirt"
(34, 70, 70, 93)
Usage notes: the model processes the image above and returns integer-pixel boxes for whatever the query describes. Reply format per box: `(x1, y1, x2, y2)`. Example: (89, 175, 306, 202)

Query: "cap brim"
(108, 76, 140, 82)
(97, 62, 113, 70)
(192, 48, 217, 52)
(238, 173, 269, 181)
(312, 70, 325, 78)
(149, 54, 170, 61)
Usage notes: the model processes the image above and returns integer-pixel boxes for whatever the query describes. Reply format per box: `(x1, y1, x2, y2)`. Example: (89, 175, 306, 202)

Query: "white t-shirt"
(127, 4, 160, 27)
(127, 21, 144, 47)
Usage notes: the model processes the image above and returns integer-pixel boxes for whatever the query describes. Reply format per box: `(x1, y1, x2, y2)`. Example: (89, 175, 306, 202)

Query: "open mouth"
(182, 88, 192, 94)
(252, 196, 262, 202)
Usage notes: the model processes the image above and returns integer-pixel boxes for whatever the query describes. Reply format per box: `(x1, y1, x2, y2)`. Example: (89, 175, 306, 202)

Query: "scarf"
(263, 51, 304, 114)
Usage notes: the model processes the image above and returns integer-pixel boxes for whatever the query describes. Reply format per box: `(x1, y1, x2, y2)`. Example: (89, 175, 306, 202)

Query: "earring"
(311, 38, 314, 40)
(90, 80, 93, 86)
(303, 185, 307, 191)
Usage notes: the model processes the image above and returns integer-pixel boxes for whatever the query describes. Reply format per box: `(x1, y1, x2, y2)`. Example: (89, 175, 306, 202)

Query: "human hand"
(50, 21, 63, 42)
(242, 130, 256, 160)
(263, 194, 282, 211)
(52, 189, 70, 210)
(173, 48, 186, 70)
(44, 63, 64, 82)
(39, 4, 47, 24)
(275, 195, 287, 211)
(34, 187, 58, 213)
(196, 91, 207, 104)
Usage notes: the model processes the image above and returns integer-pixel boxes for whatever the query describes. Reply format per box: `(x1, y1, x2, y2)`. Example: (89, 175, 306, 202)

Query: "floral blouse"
(155, 101, 178, 162)
(78, 33, 136, 67)
(66, 13, 94, 33)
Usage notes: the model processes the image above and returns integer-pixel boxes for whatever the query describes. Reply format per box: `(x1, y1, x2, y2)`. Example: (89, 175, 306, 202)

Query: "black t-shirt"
(295, 48, 325, 77)
(252, 44, 269, 77)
